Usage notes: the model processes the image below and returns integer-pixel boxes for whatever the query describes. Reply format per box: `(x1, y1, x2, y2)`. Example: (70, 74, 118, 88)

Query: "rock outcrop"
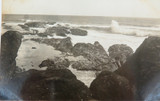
(72, 41, 117, 71)
(0, 31, 22, 78)
(31, 37, 73, 52)
(116, 36, 160, 100)
(108, 44, 133, 68)
(1, 69, 91, 100)
(90, 71, 134, 101)
(39, 57, 70, 69)
(70, 28, 88, 36)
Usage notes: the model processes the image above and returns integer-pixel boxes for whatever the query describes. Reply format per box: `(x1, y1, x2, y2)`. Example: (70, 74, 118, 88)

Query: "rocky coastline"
(1, 21, 160, 100)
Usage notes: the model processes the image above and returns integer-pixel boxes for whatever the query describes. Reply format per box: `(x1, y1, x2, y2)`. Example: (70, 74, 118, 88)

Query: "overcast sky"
(2, 0, 160, 18)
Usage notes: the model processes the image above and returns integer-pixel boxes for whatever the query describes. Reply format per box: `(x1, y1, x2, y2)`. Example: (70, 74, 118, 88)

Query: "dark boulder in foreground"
(116, 36, 160, 100)
(108, 44, 133, 68)
(19, 69, 91, 100)
(90, 71, 134, 101)
(39, 57, 70, 69)
(70, 28, 88, 36)
(0, 31, 22, 78)
(72, 41, 117, 71)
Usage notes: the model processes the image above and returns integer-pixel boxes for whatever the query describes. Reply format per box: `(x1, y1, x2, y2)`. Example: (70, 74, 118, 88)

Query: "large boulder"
(0, 69, 91, 100)
(72, 41, 109, 62)
(72, 41, 117, 71)
(116, 36, 160, 100)
(31, 37, 73, 52)
(0, 31, 22, 78)
(90, 71, 134, 101)
(39, 57, 70, 69)
(70, 28, 87, 36)
(108, 44, 133, 68)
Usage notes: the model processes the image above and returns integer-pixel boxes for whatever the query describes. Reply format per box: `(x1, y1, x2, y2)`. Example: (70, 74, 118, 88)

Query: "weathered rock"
(108, 44, 133, 67)
(45, 26, 70, 36)
(0, 31, 22, 78)
(72, 41, 108, 62)
(55, 37, 73, 52)
(2, 69, 90, 100)
(116, 36, 160, 100)
(90, 71, 134, 101)
(70, 28, 87, 36)
(31, 37, 73, 52)
(39, 57, 70, 69)
(71, 41, 116, 71)
(24, 22, 46, 28)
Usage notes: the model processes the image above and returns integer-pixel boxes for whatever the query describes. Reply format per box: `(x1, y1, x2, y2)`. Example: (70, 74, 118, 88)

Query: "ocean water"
(3, 14, 160, 27)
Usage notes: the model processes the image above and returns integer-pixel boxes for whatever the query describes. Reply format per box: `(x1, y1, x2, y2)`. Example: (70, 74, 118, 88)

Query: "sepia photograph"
(1, 0, 160, 100)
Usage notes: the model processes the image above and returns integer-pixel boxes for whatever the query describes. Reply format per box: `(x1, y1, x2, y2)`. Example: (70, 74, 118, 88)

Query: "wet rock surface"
(0, 31, 23, 78)
(90, 71, 134, 101)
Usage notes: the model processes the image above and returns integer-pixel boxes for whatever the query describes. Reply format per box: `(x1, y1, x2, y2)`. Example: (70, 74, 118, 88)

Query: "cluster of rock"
(32, 37, 130, 71)
(1, 30, 159, 101)
(0, 31, 91, 100)
(18, 21, 88, 37)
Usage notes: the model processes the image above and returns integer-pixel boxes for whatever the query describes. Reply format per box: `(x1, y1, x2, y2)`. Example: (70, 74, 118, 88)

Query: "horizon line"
(2, 13, 160, 19)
